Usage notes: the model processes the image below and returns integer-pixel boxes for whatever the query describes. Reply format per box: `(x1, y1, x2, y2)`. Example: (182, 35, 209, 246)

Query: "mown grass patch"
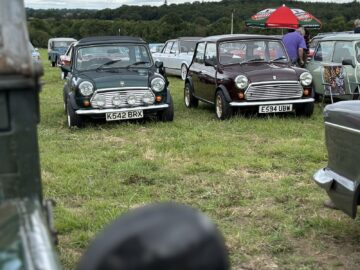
(37, 49, 360, 270)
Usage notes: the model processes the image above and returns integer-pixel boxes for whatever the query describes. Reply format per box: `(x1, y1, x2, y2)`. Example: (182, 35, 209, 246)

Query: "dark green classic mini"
(62, 36, 174, 128)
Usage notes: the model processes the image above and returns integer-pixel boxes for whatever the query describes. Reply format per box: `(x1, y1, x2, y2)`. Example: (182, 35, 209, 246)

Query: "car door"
(166, 40, 180, 71)
(306, 41, 334, 95)
(159, 41, 173, 70)
(199, 42, 217, 101)
(331, 41, 356, 95)
(189, 42, 206, 100)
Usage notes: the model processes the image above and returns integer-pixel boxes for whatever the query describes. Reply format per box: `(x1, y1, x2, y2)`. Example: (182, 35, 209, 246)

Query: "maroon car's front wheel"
(215, 91, 232, 120)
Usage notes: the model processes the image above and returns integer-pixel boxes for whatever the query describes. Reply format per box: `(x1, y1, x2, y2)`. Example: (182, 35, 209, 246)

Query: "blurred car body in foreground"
(314, 101, 360, 218)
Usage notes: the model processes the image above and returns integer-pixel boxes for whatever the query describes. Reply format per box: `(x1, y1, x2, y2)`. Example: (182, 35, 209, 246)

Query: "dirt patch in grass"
(123, 174, 155, 185)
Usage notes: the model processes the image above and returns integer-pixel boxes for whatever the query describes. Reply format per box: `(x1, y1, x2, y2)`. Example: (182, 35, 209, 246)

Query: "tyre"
(181, 64, 187, 81)
(51, 61, 56, 67)
(295, 102, 314, 117)
(215, 91, 232, 120)
(184, 82, 198, 108)
(157, 94, 174, 122)
(67, 98, 84, 128)
(352, 88, 360, 100)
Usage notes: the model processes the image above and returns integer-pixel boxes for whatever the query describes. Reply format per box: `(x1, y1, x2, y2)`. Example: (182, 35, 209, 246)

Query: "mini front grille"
(245, 82, 303, 101)
(91, 89, 154, 108)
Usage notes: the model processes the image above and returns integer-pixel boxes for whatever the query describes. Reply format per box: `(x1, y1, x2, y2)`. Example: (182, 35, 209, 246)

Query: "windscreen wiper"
(96, 59, 122, 70)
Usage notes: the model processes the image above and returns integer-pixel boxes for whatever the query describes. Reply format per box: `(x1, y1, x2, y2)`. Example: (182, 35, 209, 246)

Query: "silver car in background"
(153, 37, 202, 80)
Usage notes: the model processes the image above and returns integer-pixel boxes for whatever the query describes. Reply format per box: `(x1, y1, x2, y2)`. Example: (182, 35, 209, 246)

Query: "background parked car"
(149, 43, 165, 54)
(185, 34, 315, 120)
(153, 37, 202, 80)
(313, 101, 360, 218)
(48, 37, 77, 67)
(306, 34, 360, 101)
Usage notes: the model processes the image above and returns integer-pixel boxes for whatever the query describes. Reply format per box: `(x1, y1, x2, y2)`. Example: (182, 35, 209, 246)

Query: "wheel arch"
(215, 85, 232, 103)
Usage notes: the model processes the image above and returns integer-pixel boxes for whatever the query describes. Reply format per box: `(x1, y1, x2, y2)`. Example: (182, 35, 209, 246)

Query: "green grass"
(37, 49, 360, 270)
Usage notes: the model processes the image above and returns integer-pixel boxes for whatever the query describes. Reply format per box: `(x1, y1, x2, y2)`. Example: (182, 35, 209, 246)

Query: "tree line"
(27, 0, 359, 48)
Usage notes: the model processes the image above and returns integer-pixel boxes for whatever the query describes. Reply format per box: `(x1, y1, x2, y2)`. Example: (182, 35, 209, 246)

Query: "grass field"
(37, 49, 360, 270)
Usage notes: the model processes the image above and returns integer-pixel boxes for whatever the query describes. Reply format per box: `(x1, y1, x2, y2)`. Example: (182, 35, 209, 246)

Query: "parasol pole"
(231, 9, 234, 34)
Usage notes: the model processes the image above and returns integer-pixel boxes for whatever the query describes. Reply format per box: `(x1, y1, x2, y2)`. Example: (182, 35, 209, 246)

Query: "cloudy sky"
(24, 0, 355, 9)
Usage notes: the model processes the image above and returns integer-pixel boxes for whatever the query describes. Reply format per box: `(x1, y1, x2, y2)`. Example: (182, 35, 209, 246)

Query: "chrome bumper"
(229, 98, 314, 107)
(76, 104, 169, 115)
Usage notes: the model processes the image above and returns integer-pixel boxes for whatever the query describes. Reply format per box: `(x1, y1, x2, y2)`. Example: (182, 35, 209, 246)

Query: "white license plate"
(106, 110, 143, 121)
(258, 104, 292, 114)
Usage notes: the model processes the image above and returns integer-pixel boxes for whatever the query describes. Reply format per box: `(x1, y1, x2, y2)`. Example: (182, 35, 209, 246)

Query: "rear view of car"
(48, 37, 77, 67)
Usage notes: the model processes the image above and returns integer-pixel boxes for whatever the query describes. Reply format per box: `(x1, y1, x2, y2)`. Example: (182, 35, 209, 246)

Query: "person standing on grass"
(282, 27, 307, 67)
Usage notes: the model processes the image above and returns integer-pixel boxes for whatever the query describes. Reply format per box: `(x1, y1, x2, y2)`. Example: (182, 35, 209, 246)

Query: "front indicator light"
(155, 96, 162, 102)
(303, 88, 310, 96)
(83, 100, 90, 107)
(238, 92, 245, 99)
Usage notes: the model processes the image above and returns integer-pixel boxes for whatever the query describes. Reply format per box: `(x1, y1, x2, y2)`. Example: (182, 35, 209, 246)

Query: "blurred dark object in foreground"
(78, 203, 229, 270)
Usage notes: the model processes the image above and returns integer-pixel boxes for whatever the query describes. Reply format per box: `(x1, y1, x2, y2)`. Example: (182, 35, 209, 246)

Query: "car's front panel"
(217, 39, 314, 111)
(69, 43, 169, 120)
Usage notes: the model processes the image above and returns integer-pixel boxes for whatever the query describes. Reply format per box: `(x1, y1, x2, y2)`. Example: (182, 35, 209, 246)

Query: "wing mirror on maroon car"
(77, 202, 229, 270)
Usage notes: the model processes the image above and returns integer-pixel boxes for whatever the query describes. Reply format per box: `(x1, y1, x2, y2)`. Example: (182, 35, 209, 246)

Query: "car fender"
(185, 77, 194, 92)
(216, 85, 232, 103)
(67, 91, 79, 110)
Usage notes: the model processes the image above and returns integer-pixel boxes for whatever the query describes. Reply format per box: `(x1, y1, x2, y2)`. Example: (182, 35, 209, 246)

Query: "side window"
(204, 43, 217, 64)
(332, 41, 354, 63)
(163, 42, 174, 54)
(194, 42, 205, 64)
(314, 41, 334, 62)
(171, 41, 178, 54)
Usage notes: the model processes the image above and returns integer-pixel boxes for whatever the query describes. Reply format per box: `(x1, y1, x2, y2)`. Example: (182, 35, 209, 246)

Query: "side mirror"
(155, 60, 163, 69)
(61, 65, 70, 73)
(77, 203, 229, 270)
(342, 58, 355, 68)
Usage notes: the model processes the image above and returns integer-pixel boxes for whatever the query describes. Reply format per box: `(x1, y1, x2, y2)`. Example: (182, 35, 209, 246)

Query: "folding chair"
(321, 65, 347, 105)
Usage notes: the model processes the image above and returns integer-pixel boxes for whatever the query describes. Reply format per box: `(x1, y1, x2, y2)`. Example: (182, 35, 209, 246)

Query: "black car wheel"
(67, 98, 84, 128)
(184, 83, 198, 108)
(51, 61, 56, 67)
(215, 91, 232, 120)
(181, 64, 187, 81)
(295, 102, 314, 117)
(157, 94, 174, 122)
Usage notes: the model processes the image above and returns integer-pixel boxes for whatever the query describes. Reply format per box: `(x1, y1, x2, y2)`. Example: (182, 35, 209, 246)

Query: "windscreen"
(75, 44, 151, 71)
(219, 40, 288, 65)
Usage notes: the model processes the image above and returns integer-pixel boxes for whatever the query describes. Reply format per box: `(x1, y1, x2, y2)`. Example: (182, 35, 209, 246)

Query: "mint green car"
(305, 34, 360, 100)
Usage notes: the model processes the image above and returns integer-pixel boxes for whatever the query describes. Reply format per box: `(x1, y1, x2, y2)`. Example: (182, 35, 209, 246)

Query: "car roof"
(76, 36, 146, 46)
(198, 34, 282, 43)
(49, 38, 77, 42)
(320, 34, 360, 41)
(166, 37, 203, 42)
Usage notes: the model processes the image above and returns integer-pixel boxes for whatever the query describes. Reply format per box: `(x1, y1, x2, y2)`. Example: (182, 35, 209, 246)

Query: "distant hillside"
(27, 0, 359, 47)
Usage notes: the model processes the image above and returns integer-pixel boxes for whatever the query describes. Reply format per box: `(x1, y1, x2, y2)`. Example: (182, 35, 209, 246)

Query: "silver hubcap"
(181, 65, 187, 80)
(216, 95, 223, 118)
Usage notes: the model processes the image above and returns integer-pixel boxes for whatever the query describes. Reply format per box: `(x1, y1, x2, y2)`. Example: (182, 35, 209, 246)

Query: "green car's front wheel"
(67, 98, 84, 128)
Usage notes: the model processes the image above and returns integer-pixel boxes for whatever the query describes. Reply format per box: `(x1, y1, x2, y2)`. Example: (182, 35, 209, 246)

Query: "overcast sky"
(24, 0, 355, 9)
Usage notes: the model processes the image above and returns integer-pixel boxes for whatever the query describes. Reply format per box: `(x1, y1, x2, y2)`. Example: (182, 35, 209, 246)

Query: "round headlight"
(79, 81, 94, 96)
(112, 95, 122, 107)
(235, 75, 249, 90)
(143, 92, 155, 104)
(151, 77, 166, 92)
(127, 95, 137, 105)
(92, 95, 106, 108)
(300, 72, 312, 86)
